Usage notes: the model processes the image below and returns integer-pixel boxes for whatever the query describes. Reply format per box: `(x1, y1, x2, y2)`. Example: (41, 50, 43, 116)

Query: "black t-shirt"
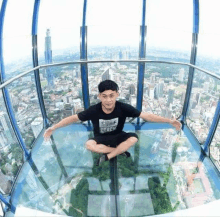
(77, 101, 141, 137)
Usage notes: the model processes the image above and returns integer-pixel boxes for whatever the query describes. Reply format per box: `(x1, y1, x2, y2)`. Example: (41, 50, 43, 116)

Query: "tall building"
(155, 81, 164, 99)
(167, 89, 174, 106)
(129, 84, 135, 95)
(44, 29, 54, 88)
(31, 117, 43, 139)
(118, 50, 123, 59)
(0, 128, 7, 149)
(102, 67, 114, 81)
(0, 111, 15, 144)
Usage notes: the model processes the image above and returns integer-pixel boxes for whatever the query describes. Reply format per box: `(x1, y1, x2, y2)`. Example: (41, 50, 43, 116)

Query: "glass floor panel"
(7, 123, 220, 216)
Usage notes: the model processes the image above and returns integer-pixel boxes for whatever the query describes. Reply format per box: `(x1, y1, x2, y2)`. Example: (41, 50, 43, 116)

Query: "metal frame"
(32, 0, 50, 128)
(136, 0, 147, 124)
(1, 0, 220, 213)
(80, 0, 90, 110)
(1, 59, 220, 90)
(181, 0, 199, 122)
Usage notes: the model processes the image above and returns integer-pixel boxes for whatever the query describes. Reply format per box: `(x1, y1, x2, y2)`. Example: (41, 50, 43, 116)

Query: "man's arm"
(139, 112, 182, 130)
(44, 114, 79, 140)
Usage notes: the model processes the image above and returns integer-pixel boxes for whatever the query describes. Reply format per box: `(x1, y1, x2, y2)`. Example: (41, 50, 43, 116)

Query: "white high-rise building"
(0, 111, 15, 144)
(178, 68, 185, 82)
(31, 117, 43, 138)
(0, 129, 7, 149)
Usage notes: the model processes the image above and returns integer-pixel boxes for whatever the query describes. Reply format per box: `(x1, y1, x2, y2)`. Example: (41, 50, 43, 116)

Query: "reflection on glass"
(6, 74, 43, 149)
(210, 123, 220, 170)
(11, 125, 115, 216)
(143, 63, 189, 119)
(0, 91, 23, 194)
(40, 65, 83, 124)
(117, 127, 220, 215)
(186, 70, 220, 143)
(88, 63, 138, 122)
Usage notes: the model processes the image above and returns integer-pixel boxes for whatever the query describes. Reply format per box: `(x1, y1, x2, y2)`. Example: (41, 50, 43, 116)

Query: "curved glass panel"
(146, 0, 192, 32)
(186, 70, 220, 144)
(196, 1, 220, 78)
(3, 0, 34, 80)
(210, 121, 220, 170)
(6, 73, 43, 149)
(146, 28, 191, 62)
(88, 62, 138, 121)
(87, 26, 139, 60)
(39, 65, 83, 124)
(146, 0, 192, 62)
(143, 63, 189, 119)
(0, 90, 23, 195)
(87, 0, 141, 60)
(37, 0, 83, 65)
(87, 0, 142, 26)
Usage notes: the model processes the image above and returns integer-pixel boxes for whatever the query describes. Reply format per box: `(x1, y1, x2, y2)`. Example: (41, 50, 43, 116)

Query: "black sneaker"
(96, 154, 108, 166)
(120, 151, 131, 158)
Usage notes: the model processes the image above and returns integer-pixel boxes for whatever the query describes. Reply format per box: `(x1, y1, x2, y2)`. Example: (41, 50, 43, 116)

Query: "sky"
(1, 0, 220, 63)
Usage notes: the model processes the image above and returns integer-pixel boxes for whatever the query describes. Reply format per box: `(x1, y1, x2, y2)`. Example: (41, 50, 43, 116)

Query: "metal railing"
(1, 59, 220, 90)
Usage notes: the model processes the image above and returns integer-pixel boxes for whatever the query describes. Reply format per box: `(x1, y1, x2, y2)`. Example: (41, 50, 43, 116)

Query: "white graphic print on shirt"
(99, 118, 118, 133)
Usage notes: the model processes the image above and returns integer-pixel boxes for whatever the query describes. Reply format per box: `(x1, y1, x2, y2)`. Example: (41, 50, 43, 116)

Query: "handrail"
(1, 59, 220, 89)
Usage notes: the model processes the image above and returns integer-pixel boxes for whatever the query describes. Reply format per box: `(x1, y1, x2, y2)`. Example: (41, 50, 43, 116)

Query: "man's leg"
(107, 136, 138, 160)
(85, 139, 116, 153)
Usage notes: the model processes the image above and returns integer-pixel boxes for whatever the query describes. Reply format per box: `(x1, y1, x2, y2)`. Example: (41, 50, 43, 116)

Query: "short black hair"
(98, 80, 119, 93)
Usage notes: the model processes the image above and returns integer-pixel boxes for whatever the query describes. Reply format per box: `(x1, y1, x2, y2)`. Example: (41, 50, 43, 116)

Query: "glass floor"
(6, 123, 220, 216)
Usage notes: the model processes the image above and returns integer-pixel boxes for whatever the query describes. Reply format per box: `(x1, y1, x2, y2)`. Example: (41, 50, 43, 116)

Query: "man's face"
(98, 90, 119, 109)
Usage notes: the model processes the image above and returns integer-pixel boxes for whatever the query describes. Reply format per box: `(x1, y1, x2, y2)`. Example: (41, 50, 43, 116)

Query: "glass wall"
(87, 0, 141, 61)
(37, 0, 83, 65)
(210, 121, 220, 170)
(0, 90, 23, 195)
(146, 0, 192, 62)
(186, 70, 220, 144)
(3, 0, 34, 80)
(39, 65, 83, 124)
(6, 74, 43, 149)
(143, 63, 189, 119)
(196, 0, 220, 74)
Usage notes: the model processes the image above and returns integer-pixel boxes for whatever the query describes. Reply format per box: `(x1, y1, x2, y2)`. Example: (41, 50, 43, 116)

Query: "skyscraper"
(44, 29, 54, 88)
(102, 67, 114, 81)
(167, 89, 174, 106)
(0, 111, 15, 144)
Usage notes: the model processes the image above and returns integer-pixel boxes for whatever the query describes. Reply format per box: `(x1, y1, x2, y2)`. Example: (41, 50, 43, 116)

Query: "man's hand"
(170, 119, 182, 131)
(43, 127, 54, 141)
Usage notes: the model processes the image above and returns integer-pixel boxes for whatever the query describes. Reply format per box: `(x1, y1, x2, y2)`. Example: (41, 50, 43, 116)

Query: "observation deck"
(1, 0, 220, 216)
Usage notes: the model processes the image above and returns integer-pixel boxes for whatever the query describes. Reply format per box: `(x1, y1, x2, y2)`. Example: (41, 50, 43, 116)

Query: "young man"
(44, 80, 182, 165)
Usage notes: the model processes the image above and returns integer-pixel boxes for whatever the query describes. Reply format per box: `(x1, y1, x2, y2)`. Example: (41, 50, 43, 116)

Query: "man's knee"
(127, 136, 138, 146)
(127, 136, 138, 147)
(85, 140, 97, 151)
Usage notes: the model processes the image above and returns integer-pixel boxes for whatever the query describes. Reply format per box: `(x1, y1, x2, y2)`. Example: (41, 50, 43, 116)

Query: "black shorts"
(89, 131, 138, 148)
